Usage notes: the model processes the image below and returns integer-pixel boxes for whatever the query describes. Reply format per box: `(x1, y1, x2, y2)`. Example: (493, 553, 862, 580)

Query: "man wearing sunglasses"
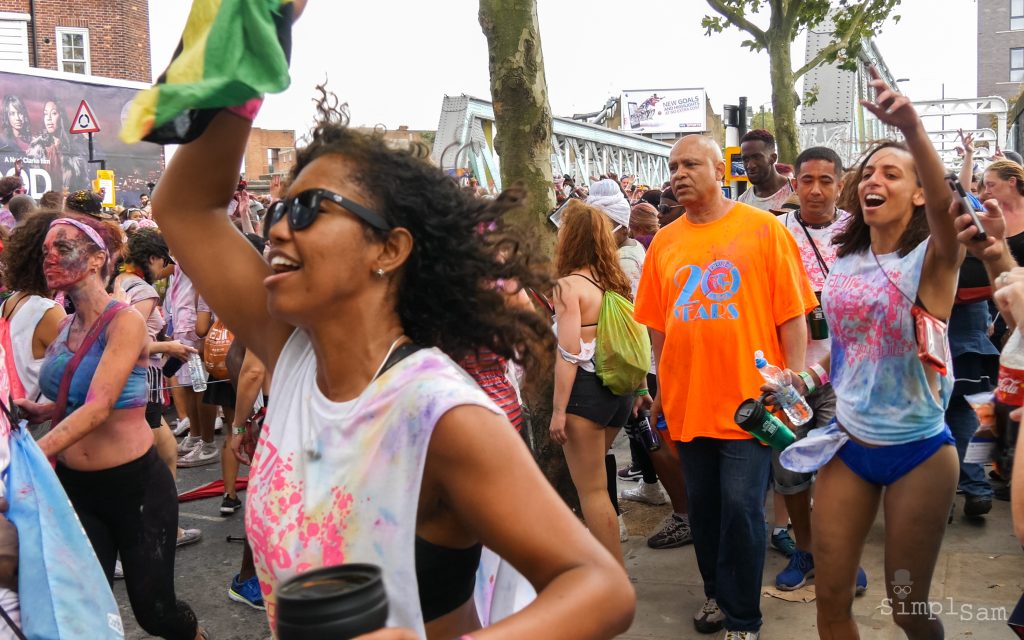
(657, 187, 685, 227)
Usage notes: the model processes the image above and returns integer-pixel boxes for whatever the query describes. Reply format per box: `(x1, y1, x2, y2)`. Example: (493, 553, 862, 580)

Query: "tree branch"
(793, 2, 868, 79)
(706, 0, 768, 49)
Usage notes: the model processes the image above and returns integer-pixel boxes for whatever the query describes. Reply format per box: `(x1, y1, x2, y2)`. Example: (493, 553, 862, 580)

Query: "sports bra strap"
(52, 300, 128, 425)
(568, 272, 604, 291)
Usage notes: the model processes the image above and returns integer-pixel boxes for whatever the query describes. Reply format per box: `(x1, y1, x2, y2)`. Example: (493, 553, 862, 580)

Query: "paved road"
(115, 432, 1024, 639)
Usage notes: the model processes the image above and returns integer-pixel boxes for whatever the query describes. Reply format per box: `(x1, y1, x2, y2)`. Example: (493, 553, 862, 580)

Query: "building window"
(1013, 48, 1024, 82)
(56, 27, 90, 75)
(1015, 0, 1024, 30)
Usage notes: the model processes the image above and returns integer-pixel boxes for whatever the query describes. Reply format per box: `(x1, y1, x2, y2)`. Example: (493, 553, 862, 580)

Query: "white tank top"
(245, 329, 501, 636)
(2, 294, 58, 401)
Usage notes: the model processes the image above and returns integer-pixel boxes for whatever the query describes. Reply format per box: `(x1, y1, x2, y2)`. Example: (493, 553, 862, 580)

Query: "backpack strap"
(52, 301, 128, 425)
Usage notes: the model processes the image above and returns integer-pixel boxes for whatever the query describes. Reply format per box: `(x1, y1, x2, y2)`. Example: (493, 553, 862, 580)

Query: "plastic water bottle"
(753, 350, 812, 427)
(187, 351, 208, 392)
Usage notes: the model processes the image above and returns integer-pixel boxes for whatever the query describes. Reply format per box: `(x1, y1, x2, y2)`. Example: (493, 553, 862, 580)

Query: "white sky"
(147, 1, 978, 135)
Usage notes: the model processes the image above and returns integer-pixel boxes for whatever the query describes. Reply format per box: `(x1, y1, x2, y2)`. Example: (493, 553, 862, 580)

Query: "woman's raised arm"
(152, 111, 292, 370)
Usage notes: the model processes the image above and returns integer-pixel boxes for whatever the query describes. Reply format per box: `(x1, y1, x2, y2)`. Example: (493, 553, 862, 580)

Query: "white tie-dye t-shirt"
(246, 329, 501, 637)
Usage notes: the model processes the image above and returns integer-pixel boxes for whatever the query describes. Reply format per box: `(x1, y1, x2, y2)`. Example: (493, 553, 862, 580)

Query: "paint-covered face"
(42, 224, 102, 290)
(43, 101, 59, 134)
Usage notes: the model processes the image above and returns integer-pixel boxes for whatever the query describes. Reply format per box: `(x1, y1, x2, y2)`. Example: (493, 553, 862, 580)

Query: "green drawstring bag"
(595, 291, 651, 396)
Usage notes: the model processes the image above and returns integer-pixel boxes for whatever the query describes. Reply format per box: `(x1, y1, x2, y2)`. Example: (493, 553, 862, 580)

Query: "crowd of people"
(0, 17, 1019, 640)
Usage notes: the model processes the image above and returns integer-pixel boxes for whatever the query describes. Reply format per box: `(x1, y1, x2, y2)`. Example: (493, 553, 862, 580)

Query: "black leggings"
(57, 448, 198, 640)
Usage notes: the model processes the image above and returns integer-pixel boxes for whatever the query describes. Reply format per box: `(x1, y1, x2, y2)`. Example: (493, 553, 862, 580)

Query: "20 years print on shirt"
(673, 259, 742, 322)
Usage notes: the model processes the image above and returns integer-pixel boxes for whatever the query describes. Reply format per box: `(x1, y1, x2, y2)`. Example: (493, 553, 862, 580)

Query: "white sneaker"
(620, 479, 667, 506)
(113, 559, 123, 580)
(177, 434, 202, 456)
(618, 514, 628, 542)
(215, 416, 224, 433)
(724, 632, 759, 640)
(177, 443, 219, 468)
(172, 417, 191, 437)
(176, 527, 202, 547)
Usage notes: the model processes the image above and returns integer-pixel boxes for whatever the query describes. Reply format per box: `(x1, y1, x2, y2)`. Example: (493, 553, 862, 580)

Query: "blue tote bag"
(7, 423, 124, 639)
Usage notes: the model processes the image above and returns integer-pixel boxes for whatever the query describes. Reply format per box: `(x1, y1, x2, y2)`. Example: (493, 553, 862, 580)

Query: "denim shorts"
(566, 368, 632, 428)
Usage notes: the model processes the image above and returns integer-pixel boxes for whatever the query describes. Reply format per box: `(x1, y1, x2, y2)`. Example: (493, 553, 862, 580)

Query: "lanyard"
(793, 209, 832, 278)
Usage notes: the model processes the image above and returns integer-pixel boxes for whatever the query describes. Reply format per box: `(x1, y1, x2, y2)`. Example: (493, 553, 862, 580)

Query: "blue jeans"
(677, 437, 771, 632)
(945, 395, 994, 499)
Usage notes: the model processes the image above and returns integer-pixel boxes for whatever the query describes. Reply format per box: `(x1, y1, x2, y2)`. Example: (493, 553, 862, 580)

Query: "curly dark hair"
(834, 141, 929, 258)
(2, 209, 58, 295)
(122, 228, 171, 283)
(289, 87, 554, 381)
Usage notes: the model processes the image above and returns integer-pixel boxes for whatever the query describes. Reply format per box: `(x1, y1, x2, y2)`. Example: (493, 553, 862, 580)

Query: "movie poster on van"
(0, 68, 163, 205)
(621, 89, 707, 134)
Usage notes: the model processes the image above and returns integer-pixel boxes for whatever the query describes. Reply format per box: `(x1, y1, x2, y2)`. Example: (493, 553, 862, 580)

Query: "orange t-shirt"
(634, 202, 817, 442)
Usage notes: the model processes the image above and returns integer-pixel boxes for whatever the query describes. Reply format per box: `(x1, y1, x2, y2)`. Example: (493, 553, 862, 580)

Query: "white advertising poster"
(621, 89, 707, 134)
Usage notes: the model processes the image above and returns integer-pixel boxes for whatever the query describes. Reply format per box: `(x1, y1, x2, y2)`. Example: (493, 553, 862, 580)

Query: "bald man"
(633, 135, 816, 640)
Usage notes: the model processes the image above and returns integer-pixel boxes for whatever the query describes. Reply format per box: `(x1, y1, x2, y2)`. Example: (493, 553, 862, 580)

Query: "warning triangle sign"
(69, 99, 100, 134)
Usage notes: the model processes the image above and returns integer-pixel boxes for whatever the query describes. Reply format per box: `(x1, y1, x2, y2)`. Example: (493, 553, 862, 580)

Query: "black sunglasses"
(658, 203, 684, 214)
(264, 188, 390, 241)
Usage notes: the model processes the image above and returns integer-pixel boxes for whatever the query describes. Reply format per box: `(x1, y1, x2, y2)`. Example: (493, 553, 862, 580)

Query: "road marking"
(179, 511, 225, 522)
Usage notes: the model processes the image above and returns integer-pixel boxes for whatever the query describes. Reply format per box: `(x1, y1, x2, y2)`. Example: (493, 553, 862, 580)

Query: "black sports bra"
(570, 272, 602, 327)
(415, 536, 482, 622)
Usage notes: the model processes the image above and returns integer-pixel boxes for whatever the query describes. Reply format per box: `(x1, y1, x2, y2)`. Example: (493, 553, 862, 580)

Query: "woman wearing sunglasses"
(153, 93, 635, 639)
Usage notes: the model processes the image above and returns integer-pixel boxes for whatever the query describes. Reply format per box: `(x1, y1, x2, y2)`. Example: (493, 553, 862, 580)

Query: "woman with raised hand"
(152, 92, 635, 639)
(781, 67, 961, 639)
(20, 213, 205, 639)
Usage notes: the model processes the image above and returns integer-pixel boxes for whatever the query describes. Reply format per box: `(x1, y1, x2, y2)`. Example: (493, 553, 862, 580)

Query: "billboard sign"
(621, 88, 707, 134)
(0, 68, 162, 204)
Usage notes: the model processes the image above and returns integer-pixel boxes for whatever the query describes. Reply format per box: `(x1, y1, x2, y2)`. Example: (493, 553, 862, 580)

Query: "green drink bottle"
(734, 395, 797, 450)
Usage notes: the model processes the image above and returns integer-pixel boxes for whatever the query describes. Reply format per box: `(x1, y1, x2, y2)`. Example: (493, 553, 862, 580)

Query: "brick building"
(243, 128, 295, 195)
(978, 0, 1024, 128)
(0, 1, 150, 82)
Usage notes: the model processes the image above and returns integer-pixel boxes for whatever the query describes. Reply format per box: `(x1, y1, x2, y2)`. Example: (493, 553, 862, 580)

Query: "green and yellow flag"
(120, 0, 295, 145)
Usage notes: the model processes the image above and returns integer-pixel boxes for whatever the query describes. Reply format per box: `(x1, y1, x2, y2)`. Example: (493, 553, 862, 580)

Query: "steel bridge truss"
(432, 95, 671, 192)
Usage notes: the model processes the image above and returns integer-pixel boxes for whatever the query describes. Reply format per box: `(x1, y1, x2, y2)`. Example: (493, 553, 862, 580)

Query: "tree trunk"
(479, 0, 578, 512)
(478, 0, 555, 245)
(767, 33, 801, 163)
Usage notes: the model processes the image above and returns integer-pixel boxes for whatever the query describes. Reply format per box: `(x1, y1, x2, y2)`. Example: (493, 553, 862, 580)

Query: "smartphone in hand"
(947, 177, 987, 242)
